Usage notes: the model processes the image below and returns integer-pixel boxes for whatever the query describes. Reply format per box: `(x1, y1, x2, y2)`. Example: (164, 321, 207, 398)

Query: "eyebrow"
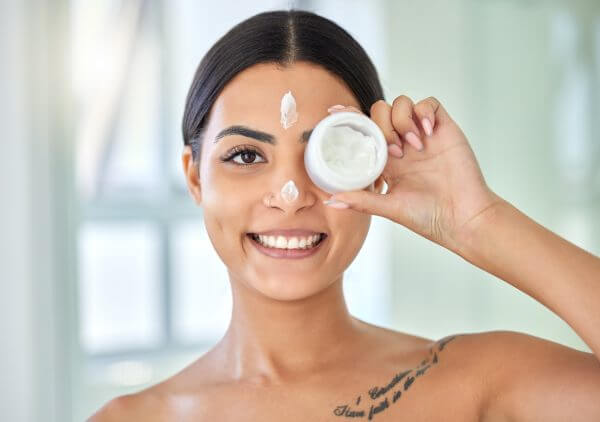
(214, 125, 313, 145)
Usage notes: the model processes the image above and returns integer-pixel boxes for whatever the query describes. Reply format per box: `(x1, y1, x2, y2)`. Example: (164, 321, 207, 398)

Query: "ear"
(182, 145, 202, 206)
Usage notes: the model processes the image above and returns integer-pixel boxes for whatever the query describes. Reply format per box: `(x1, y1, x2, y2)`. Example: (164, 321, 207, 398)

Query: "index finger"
(370, 99, 404, 157)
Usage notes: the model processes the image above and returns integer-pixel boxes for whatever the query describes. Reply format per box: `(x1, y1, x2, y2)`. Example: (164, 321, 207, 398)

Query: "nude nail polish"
(422, 118, 433, 136)
(323, 199, 350, 209)
(405, 132, 424, 151)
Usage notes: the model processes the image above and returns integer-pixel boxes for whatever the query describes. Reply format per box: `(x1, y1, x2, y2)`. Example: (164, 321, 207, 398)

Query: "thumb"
(324, 190, 396, 220)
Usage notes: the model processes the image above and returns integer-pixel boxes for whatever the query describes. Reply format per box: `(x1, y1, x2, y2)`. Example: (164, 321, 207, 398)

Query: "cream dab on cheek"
(280, 90, 298, 129)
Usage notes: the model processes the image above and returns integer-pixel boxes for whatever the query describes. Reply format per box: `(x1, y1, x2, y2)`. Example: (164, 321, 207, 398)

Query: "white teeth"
(287, 237, 299, 248)
(258, 235, 276, 247)
(305, 236, 318, 247)
(276, 236, 287, 248)
(253, 233, 323, 249)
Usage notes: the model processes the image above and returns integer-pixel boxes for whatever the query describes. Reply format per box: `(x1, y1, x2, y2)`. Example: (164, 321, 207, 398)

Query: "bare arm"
(455, 198, 600, 361)
(325, 97, 600, 420)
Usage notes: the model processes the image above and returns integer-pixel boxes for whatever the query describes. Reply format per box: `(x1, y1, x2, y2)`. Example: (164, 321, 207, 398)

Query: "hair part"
(182, 9, 385, 163)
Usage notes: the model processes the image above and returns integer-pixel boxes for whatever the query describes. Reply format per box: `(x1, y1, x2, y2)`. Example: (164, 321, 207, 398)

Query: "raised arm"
(325, 97, 600, 420)
(456, 197, 600, 360)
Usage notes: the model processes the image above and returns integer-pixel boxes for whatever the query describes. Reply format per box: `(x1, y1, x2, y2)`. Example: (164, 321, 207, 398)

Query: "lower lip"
(247, 234, 327, 259)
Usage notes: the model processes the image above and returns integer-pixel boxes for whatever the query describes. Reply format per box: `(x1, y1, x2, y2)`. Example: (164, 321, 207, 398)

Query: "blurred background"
(1, 0, 599, 420)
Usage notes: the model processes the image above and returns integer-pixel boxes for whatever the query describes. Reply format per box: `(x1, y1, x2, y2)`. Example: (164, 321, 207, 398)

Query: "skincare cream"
(280, 180, 299, 203)
(280, 90, 298, 129)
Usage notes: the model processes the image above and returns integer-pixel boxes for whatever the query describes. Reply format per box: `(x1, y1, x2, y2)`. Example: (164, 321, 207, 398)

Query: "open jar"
(304, 111, 388, 194)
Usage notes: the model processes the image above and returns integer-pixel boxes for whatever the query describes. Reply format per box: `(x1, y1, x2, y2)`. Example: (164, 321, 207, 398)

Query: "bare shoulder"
(87, 391, 166, 422)
(465, 330, 600, 422)
(427, 329, 596, 371)
(466, 329, 595, 357)
(87, 354, 222, 421)
(466, 329, 599, 377)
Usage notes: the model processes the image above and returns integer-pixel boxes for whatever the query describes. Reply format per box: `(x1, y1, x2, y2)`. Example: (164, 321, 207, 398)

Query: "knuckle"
(370, 99, 386, 114)
(369, 102, 394, 135)
(414, 101, 431, 116)
(426, 96, 440, 109)
(391, 108, 417, 131)
(413, 97, 440, 121)
(413, 101, 426, 111)
(391, 115, 412, 132)
(392, 95, 412, 108)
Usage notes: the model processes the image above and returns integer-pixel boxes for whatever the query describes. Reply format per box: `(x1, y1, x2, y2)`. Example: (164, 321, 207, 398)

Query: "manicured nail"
(323, 199, 350, 209)
(389, 143, 403, 158)
(422, 118, 433, 136)
(345, 105, 362, 114)
(390, 131, 404, 157)
(405, 131, 424, 151)
(328, 104, 346, 111)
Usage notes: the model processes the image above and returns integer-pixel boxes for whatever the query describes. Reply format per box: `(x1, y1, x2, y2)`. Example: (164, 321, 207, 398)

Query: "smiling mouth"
(246, 232, 327, 250)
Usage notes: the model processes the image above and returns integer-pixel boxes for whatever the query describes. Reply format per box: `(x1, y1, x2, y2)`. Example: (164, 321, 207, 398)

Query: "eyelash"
(220, 146, 266, 167)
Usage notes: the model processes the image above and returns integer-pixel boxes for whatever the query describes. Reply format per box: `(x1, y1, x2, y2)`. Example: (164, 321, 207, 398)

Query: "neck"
(214, 275, 364, 383)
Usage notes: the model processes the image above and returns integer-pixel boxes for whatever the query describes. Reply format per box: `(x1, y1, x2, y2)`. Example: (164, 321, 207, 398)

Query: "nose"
(264, 175, 319, 213)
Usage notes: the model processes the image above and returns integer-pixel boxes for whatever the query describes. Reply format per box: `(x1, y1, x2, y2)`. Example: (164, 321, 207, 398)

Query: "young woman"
(91, 9, 600, 421)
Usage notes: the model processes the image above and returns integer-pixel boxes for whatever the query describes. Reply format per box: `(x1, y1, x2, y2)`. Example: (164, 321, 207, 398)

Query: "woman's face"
(183, 61, 381, 301)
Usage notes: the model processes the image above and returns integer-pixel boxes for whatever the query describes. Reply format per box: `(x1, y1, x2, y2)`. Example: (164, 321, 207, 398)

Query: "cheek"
(199, 163, 266, 246)
(200, 160, 258, 210)
(333, 209, 370, 234)
(201, 196, 250, 270)
(329, 211, 371, 257)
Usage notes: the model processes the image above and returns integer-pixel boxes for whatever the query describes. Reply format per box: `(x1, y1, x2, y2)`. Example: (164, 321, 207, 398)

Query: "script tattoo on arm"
(331, 335, 459, 420)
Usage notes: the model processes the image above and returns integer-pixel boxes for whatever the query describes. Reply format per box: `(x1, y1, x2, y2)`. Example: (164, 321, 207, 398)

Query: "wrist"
(453, 191, 509, 261)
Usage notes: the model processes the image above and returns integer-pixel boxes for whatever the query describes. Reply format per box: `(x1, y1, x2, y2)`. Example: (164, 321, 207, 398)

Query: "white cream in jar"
(304, 111, 388, 194)
(320, 125, 378, 179)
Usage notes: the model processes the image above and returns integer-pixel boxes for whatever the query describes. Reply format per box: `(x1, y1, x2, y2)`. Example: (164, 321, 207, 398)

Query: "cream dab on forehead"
(280, 90, 298, 129)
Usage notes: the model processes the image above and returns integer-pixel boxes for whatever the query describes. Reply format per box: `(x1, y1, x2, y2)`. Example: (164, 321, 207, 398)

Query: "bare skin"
(89, 62, 600, 421)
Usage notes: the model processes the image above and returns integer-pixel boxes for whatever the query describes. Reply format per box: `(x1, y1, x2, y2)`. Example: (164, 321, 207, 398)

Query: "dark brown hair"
(182, 9, 384, 162)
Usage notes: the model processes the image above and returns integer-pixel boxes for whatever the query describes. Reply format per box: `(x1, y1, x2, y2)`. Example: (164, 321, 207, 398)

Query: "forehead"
(209, 61, 360, 128)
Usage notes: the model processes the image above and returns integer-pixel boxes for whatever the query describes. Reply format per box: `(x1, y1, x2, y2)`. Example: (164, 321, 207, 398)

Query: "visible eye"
(220, 146, 266, 167)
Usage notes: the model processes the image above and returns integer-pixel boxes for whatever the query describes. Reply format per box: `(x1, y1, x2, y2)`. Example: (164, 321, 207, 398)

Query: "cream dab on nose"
(280, 90, 298, 129)
(281, 180, 299, 203)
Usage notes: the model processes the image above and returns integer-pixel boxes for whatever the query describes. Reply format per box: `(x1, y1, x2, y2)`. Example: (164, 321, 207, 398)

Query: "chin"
(248, 273, 335, 302)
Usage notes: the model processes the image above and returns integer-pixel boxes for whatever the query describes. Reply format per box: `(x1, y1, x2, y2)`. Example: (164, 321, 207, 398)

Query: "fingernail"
(422, 118, 433, 136)
(328, 104, 346, 111)
(388, 143, 403, 158)
(405, 131, 424, 151)
(323, 199, 350, 209)
(346, 106, 362, 114)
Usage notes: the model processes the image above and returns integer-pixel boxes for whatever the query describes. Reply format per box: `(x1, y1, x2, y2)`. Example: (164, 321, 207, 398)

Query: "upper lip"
(248, 228, 327, 237)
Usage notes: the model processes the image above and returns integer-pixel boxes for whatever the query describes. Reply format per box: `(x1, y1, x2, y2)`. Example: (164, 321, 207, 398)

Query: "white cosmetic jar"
(304, 111, 388, 194)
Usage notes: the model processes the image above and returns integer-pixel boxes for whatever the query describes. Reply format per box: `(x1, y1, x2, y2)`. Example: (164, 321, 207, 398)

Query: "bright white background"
(1, 1, 599, 421)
